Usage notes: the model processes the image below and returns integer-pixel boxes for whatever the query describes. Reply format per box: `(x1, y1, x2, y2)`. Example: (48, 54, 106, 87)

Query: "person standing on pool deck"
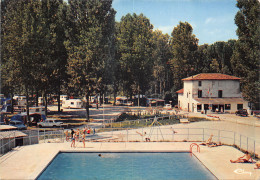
(71, 133, 76, 148)
(65, 130, 69, 141)
(82, 132, 86, 148)
(87, 128, 91, 134)
(76, 128, 80, 141)
(71, 129, 74, 140)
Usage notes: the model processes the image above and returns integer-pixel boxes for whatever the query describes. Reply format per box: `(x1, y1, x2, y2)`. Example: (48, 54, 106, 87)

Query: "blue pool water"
(38, 152, 216, 180)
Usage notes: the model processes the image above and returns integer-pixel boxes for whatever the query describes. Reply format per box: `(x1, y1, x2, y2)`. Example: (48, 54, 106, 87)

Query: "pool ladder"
(190, 143, 200, 156)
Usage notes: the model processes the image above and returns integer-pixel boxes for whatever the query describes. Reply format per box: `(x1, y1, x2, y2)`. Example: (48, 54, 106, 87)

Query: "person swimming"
(98, 154, 118, 158)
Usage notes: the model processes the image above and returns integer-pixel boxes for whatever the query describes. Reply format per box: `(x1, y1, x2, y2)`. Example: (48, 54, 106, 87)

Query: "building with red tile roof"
(177, 73, 248, 113)
(182, 73, 240, 81)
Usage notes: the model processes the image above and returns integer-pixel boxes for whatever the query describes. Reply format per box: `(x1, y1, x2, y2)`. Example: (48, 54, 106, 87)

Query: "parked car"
(235, 109, 248, 117)
(9, 120, 27, 130)
(37, 118, 63, 128)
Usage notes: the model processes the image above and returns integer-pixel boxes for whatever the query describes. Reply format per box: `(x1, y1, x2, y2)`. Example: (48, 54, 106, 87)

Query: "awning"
(193, 98, 247, 104)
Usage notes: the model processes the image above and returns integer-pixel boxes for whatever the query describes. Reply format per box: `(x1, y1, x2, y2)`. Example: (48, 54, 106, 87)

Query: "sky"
(112, 0, 239, 45)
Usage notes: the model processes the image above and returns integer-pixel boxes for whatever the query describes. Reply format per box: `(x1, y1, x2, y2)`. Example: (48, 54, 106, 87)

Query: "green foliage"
(148, 30, 172, 99)
(169, 22, 198, 93)
(231, 0, 260, 105)
(117, 13, 154, 101)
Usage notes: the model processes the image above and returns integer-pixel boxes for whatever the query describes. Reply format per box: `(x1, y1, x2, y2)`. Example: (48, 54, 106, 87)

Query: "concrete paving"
(1, 107, 260, 179)
(0, 141, 260, 179)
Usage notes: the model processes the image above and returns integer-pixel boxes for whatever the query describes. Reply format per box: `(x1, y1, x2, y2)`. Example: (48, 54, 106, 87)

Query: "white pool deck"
(0, 141, 259, 180)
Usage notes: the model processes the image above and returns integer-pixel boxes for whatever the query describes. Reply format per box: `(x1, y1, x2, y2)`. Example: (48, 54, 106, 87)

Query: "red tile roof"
(182, 73, 240, 81)
(176, 89, 184, 94)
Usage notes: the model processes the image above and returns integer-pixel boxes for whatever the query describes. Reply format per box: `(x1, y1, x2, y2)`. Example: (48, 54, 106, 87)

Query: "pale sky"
(112, 0, 239, 45)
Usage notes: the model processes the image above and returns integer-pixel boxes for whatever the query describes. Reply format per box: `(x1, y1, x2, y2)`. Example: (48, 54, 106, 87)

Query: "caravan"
(13, 95, 27, 106)
(62, 99, 83, 109)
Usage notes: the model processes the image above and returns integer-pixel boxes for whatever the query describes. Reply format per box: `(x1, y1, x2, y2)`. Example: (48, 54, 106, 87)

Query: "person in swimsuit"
(65, 130, 69, 141)
(230, 151, 255, 163)
(71, 129, 74, 140)
(71, 133, 76, 148)
(82, 132, 86, 148)
(76, 128, 80, 141)
(200, 134, 213, 146)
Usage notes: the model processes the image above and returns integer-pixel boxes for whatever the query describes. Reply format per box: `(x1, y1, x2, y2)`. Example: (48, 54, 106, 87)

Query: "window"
(225, 104, 231, 110)
(197, 104, 202, 112)
(36, 109, 39, 112)
(198, 90, 202, 98)
(218, 90, 223, 98)
(71, 102, 74, 105)
(198, 81, 202, 86)
(237, 104, 243, 110)
(204, 104, 209, 110)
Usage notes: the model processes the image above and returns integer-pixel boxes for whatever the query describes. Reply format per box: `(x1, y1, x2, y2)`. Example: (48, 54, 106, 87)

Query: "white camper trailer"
(38, 97, 44, 105)
(60, 95, 68, 103)
(62, 99, 83, 109)
(13, 95, 27, 106)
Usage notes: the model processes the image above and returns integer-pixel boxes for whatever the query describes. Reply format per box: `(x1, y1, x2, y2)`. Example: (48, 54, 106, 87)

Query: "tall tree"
(169, 22, 198, 99)
(65, 0, 115, 120)
(38, 0, 68, 115)
(150, 30, 172, 99)
(231, 0, 260, 107)
(117, 13, 154, 106)
(2, 0, 41, 123)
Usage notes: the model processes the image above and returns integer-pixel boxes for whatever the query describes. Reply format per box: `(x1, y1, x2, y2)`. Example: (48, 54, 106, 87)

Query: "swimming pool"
(37, 152, 216, 180)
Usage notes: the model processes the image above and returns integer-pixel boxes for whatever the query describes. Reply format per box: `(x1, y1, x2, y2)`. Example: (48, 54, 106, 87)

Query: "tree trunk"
(44, 92, 48, 117)
(36, 91, 39, 107)
(96, 94, 99, 109)
(113, 83, 117, 106)
(85, 94, 90, 122)
(138, 83, 140, 107)
(25, 86, 30, 126)
(57, 87, 61, 113)
(11, 92, 14, 114)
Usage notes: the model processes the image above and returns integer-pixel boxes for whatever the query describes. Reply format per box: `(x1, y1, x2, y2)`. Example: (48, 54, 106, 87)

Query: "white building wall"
(192, 80, 241, 98)
(178, 79, 248, 113)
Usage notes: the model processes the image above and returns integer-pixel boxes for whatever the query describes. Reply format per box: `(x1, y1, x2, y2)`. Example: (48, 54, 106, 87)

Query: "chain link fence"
(1, 126, 259, 159)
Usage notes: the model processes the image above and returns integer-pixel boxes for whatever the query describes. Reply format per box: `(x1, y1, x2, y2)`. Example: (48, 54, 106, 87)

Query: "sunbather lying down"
(208, 142, 222, 147)
(255, 161, 260, 169)
(200, 134, 213, 146)
(230, 151, 255, 163)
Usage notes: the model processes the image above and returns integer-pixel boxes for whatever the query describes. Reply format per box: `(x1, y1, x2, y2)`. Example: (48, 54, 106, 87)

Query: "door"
(219, 104, 224, 112)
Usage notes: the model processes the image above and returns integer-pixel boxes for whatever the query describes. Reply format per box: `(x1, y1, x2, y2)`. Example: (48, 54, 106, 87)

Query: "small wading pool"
(37, 152, 216, 180)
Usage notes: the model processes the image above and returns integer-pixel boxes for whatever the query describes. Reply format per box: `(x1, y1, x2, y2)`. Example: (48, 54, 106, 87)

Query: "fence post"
(247, 137, 248, 151)
(38, 129, 40, 143)
(218, 130, 220, 142)
(29, 131, 31, 145)
(254, 141, 255, 158)
(187, 128, 189, 141)
(142, 128, 144, 142)
(240, 134, 241, 150)
(234, 132, 236, 145)
(203, 128, 204, 142)
(157, 128, 158, 141)
(9, 134, 10, 151)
